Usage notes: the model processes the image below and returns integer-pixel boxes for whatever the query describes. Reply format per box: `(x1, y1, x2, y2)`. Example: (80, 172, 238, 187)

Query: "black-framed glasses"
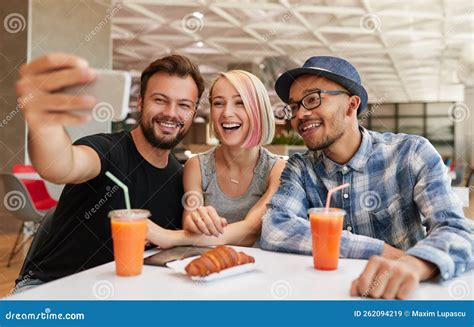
(276, 89, 351, 120)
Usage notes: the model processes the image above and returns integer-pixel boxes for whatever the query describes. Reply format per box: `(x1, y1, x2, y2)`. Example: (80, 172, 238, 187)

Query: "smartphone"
(60, 69, 131, 122)
(144, 246, 212, 267)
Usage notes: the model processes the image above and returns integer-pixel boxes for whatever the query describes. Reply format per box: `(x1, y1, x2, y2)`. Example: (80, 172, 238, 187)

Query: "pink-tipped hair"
(213, 70, 274, 149)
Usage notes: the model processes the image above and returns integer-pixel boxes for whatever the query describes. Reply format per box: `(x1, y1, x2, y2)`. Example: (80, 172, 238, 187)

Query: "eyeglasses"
(275, 89, 351, 120)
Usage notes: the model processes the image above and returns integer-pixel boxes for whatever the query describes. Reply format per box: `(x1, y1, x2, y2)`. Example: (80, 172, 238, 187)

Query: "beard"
(297, 114, 345, 151)
(305, 128, 344, 151)
(139, 113, 188, 150)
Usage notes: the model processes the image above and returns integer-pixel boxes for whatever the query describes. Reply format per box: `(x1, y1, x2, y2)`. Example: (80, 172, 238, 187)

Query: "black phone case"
(143, 246, 212, 267)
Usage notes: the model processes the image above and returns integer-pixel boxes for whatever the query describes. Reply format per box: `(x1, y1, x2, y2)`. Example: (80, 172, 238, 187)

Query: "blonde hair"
(209, 70, 275, 148)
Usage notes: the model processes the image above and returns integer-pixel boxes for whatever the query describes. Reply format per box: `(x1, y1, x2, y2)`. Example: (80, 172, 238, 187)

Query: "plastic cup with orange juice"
(309, 208, 345, 270)
(309, 183, 350, 270)
(109, 209, 150, 276)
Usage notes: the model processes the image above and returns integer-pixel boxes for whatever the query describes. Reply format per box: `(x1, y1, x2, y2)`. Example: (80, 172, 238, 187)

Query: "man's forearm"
(399, 255, 439, 281)
(27, 124, 75, 183)
(382, 243, 405, 259)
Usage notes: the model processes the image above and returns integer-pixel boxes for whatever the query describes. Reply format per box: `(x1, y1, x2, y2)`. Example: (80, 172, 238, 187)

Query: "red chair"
(12, 164, 58, 211)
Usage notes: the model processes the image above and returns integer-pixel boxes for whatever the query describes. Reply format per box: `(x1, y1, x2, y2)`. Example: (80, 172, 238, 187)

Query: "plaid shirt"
(261, 127, 473, 280)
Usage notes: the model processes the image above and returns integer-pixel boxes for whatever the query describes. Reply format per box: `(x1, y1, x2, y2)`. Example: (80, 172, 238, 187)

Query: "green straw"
(105, 171, 131, 211)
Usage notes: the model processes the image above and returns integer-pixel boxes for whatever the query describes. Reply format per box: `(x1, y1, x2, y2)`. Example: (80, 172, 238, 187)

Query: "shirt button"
(343, 193, 349, 199)
(347, 225, 352, 232)
(342, 166, 348, 171)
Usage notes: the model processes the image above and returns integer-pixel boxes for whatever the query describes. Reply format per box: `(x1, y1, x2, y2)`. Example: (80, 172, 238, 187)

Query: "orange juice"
(309, 208, 345, 270)
(109, 209, 150, 276)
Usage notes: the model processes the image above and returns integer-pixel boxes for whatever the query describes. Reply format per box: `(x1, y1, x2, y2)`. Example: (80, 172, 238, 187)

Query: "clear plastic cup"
(109, 209, 150, 276)
(308, 208, 345, 270)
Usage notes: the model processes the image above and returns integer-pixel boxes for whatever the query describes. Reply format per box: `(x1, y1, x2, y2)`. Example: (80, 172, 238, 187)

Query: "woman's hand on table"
(183, 206, 228, 237)
(350, 255, 439, 299)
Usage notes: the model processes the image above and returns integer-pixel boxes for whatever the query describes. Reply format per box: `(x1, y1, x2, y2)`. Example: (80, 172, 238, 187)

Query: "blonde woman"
(147, 70, 285, 248)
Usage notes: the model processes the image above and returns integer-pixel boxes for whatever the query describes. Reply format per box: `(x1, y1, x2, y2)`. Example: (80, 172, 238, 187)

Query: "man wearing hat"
(261, 56, 473, 299)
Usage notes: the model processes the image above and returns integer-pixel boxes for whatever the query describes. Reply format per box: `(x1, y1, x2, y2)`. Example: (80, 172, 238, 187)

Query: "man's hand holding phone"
(17, 53, 130, 127)
(16, 53, 130, 185)
(16, 53, 98, 127)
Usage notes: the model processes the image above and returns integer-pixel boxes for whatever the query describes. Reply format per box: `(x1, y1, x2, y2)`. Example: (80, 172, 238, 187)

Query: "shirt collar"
(316, 127, 372, 177)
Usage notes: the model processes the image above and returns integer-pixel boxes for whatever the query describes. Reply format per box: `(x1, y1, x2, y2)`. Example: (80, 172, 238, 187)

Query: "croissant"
(185, 245, 255, 277)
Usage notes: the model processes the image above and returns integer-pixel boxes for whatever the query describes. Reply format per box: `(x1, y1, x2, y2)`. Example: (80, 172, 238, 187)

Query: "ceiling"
(110, 0, 474, 105)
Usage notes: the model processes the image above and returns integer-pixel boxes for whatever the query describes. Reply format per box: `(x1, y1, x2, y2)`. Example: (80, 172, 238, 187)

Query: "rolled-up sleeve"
(407, 137, 474, 280)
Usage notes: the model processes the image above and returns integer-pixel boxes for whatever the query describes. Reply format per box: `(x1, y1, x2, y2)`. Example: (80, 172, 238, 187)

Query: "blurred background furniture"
(15, 208, 56, 285)
(0, 170, 56, 267)
(12, 165, 58, 210)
